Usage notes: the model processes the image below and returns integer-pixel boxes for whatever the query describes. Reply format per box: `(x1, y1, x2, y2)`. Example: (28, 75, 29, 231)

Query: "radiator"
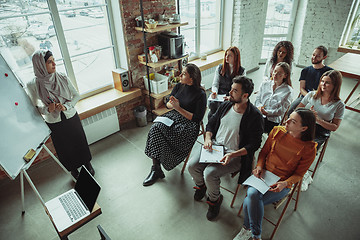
(201, 66, 217, 90)
(81, 107, 120, 145)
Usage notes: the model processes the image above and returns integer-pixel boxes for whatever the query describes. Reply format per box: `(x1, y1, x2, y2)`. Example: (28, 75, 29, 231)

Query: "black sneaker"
(206, 194, 223, 221)
(193, 184, 207, 201)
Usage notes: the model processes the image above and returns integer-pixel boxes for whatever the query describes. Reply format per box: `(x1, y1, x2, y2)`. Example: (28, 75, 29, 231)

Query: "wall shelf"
(135, 22, 188, 33)
(139, 55, 188, 68)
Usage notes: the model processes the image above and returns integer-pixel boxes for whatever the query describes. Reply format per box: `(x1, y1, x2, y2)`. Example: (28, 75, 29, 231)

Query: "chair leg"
(181, 150, 192, 175)
(294, 179, 301, 211)
(269, 182, 298, 240)
(200, 122, 205, 141)
(230, 184, 241, 208)
(311, 137, 329, 178)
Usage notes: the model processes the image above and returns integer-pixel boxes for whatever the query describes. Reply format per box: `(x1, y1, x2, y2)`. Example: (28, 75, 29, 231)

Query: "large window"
(0, 0, 117, 96)
(179, 0, 223, 59)
(260, 0, 297, 61)
(339, 0, 360, 51)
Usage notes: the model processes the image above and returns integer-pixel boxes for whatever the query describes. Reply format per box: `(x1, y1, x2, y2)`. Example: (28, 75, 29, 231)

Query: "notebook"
(45, 166, 101, 232)
(199, 145, 224, 163)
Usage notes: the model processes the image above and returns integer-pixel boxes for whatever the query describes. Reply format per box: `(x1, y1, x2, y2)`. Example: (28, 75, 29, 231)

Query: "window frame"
(339, 0, 360, 53)
(259, 0, 299, 63)
(179, 0, 224, 60)
(0, 0, 122, 99)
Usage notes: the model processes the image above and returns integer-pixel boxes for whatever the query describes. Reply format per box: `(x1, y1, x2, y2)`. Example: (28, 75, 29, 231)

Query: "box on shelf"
(144, 73, 168, 94)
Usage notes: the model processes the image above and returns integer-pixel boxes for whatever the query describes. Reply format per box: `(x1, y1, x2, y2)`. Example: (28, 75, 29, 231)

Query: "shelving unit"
(135, 22, 188, 33)
(138, 0, 188, 117)
(138, 55, 188, 69)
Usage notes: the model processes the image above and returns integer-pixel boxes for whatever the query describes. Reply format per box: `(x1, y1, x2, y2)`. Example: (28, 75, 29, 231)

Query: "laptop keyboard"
(59, 192, 87, 222)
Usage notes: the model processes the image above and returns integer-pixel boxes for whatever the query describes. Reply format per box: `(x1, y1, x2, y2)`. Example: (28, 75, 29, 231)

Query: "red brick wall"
(119, 0, 177, 88)
(116, 95, 143, 125)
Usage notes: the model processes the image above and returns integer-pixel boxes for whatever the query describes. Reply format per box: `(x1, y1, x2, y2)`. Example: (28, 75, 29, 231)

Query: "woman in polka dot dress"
(143, 63, 207, 186)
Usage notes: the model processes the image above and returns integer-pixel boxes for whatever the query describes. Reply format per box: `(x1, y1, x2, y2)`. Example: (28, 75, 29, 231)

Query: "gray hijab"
(32, 50, 71, 105)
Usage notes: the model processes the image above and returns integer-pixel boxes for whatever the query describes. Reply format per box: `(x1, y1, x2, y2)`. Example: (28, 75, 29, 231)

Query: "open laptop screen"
(75, 166, 101, 211)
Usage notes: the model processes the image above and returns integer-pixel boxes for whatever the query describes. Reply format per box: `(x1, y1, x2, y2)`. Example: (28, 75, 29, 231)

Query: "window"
(260, 0, 298, 61)
(0, 0, 117, 96)
(339, 0, 360, 51)
(179, 0, 223, 59)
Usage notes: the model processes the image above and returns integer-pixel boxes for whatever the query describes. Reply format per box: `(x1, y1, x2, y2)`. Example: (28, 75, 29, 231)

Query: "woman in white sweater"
(255, 62, 293, 133)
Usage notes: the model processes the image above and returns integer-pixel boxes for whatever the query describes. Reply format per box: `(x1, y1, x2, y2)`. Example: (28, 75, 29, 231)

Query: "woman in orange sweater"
(233, 108, 317, 240)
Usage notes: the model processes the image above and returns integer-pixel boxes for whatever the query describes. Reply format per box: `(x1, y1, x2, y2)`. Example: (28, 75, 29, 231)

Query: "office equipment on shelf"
(112, 68, 130, 92)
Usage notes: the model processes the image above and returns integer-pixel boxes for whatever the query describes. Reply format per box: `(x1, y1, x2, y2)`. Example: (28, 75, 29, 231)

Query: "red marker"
(15, 102, 18, 106)
(5, 73, 8, 77)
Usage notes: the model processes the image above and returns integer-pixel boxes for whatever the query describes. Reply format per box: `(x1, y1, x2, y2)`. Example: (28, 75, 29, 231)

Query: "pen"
(260, 177, 271, 187)
(48, 97, 54, 103)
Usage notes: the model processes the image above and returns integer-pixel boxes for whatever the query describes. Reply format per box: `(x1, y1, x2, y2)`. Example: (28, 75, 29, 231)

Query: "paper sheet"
(208, 94, 227, 102)
(153, 116, 174, 127)
(199, 145, 224, 163)
(242, 170, 280, 194)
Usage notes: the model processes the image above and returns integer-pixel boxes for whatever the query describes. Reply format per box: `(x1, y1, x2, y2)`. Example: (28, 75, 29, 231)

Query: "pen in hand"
(48, 97, 55, 103)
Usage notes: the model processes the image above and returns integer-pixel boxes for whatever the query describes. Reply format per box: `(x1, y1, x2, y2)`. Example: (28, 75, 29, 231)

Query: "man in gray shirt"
(188, 76, 263, 221)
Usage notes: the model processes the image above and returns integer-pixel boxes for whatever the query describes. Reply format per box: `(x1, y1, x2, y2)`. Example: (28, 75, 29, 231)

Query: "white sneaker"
(233, 227, 252, 240)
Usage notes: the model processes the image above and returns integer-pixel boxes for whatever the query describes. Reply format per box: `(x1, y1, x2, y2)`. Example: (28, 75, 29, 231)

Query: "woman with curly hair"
(264, 41, 294, 80)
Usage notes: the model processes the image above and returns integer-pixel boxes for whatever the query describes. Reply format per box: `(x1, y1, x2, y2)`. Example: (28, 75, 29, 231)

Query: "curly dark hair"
(270, 41, 294, 68)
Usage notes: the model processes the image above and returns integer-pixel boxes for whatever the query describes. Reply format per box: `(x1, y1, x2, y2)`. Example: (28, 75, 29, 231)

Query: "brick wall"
(293, 0, 353, 66)
(119, 0, 177, 88)
(116, 95, 143, 125)
(231, 0, 267, 72)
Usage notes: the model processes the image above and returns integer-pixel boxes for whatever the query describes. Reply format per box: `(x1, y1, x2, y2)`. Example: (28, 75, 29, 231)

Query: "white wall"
(231, 0, 267, 72)
(292, 0, 353, 66)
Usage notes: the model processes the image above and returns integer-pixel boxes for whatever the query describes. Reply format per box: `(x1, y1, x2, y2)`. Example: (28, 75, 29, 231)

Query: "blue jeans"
(243, 186, 291, 239)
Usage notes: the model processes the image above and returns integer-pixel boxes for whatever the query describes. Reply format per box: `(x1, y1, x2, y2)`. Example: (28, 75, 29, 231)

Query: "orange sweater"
(256, 126, 317, 187)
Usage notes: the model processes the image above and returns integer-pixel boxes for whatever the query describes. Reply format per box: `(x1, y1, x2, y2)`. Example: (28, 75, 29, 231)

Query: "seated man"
(287, 45, 332, 116)
(188, 76, 264, 221)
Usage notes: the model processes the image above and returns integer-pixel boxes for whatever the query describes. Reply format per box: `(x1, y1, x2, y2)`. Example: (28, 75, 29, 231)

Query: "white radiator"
(81, 107, 120, 145)
(201, 66, 217, 90)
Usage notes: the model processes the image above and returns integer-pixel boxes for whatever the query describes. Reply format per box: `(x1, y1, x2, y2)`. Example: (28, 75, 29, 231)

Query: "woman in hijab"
(27, 50, 94, 179)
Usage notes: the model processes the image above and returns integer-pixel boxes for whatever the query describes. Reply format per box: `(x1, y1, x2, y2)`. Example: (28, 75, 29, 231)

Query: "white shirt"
(214, 106, 243, 153)
(255, 79, 293, 123)
(301, 91, 345, 121)
(26, 77, 80, 123)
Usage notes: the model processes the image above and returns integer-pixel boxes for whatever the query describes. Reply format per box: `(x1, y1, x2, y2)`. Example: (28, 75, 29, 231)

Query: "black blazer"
(206, 100, 264, 183)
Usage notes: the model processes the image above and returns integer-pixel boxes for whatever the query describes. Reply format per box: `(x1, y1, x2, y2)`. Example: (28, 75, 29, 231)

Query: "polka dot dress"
(145, 110, 200, 171)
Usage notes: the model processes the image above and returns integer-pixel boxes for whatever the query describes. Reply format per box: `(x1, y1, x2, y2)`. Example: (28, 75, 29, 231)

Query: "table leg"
(21, 170, 25, 214)
(344, 79, 360, 104)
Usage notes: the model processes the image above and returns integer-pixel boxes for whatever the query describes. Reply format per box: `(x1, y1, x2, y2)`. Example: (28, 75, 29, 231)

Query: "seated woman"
(208, 46, 246, 119)
(27, 50, 94, 179)
(233, 108, 317, 240)
(143, 63, 207, 186)
(297, 70, 345, 148)
(263, 41, 294, 80)
(255, 62, 293, 133)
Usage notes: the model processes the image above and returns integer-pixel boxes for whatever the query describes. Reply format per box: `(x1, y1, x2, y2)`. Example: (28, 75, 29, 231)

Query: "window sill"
(75, 88, 142, 120)
(338, 46, 360, 55)
(190, 51, 225, 71)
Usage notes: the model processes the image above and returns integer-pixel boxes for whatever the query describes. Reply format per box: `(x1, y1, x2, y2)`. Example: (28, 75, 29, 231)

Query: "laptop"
(45, 166, 101, 232)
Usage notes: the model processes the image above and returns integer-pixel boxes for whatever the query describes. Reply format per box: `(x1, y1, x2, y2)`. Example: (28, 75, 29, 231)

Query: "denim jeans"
(243, 186, 291, 239)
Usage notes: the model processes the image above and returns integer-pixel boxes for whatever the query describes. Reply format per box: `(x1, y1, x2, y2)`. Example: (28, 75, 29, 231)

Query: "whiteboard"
(0, 54, 50, 180)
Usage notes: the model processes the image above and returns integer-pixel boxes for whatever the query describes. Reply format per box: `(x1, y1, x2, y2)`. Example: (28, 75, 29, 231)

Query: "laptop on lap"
(45, 166, 101, 232)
